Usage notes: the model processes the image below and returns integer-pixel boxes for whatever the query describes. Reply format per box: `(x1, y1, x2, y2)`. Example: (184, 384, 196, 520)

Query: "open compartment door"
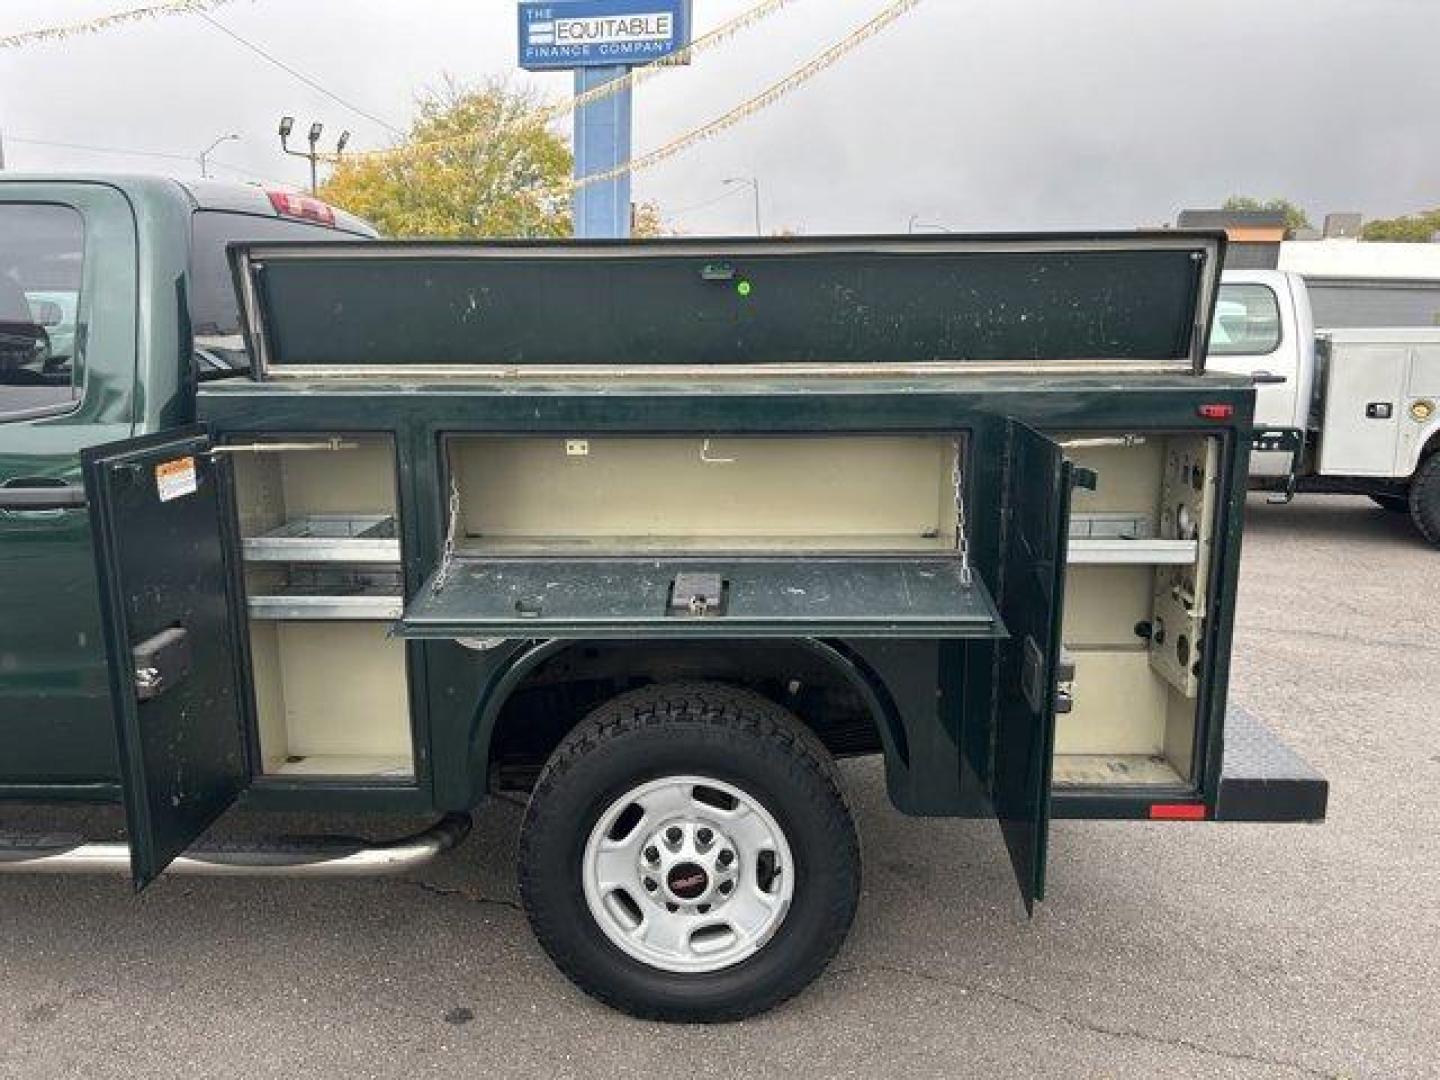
(993, 421, 1075, 912)
(82, 427, 252, 888)
(401, 557, 1005, 640)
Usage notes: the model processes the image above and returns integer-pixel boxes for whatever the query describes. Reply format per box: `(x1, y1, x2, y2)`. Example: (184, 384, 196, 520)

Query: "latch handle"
(131, 627, 191, 703)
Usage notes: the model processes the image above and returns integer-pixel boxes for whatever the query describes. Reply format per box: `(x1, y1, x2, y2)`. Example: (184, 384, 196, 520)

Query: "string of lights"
(541, 0, 796, 125)
(571, 0, 924, 191)
(0, 0, 245, 50)
(4, 0, 919, 208)
(322, 0, 797, 163)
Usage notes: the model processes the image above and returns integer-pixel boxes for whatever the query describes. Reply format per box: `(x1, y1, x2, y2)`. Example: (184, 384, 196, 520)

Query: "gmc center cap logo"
(666, 863, 708, 900)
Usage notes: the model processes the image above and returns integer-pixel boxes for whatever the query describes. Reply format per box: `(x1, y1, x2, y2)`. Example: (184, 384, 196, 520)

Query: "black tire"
(1370, 493, 1411, 514)
(518, 682, 860, 1023)
(1410, 453, 1440, 547)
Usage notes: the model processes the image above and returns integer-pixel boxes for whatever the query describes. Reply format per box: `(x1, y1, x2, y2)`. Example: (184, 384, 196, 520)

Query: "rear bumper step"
(0, 813, 471, 877)
(1214, 706, 1328, 822)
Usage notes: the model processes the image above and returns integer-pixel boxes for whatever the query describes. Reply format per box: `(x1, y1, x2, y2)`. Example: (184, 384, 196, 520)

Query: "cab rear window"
(189, 210, 363, 339)
(1211, 283, 1282, 355)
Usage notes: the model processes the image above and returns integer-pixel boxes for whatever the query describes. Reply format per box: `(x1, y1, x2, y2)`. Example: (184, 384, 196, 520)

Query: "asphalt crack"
(830, 962, 1333, 1078)
(400, 878, 523, 914)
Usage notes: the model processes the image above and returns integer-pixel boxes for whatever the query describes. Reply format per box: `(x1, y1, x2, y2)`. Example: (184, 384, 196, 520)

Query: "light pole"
(279, 117, 346, 195)
(197, 133, 239, 179)
(725, 176, 762, 236)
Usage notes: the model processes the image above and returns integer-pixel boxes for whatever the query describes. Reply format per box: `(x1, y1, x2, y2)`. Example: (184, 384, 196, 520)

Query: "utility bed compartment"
(1053, 433, 1221, 791)
(448, 435, 960, 555)
(403, 433, 1001, 639)
(229, 436, 413, 780)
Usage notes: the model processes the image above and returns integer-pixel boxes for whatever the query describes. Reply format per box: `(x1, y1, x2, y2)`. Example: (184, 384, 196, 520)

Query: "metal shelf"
(242, 514, 399, 564)
(1068, 538, 1198, 565)
(246, 567, 402, 621)
(1067, 512, 1197, 565)
(247, 593, 402, 621)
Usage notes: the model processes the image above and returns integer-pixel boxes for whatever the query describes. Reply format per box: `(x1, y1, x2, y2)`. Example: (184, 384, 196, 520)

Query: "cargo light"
(1149, 802, 1207, 821)
(1198, 403, 1235, 420)
(267, 190, 336, 227)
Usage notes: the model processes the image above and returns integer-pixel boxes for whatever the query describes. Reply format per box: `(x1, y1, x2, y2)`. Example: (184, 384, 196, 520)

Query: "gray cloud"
(2, 0, 1436, 234)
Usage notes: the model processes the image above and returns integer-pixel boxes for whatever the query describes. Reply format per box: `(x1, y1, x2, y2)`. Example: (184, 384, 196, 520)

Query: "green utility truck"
(0, 176, 1326, 1022)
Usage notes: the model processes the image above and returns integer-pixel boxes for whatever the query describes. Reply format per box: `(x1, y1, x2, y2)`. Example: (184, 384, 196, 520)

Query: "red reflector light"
(1198, 403, 1235, 420)
(1149, 802, 1207, 821)
(267, 190, 336, 226)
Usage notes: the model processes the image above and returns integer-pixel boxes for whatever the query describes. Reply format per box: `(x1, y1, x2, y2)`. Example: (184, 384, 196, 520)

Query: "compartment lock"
(668, 572, 727, 617)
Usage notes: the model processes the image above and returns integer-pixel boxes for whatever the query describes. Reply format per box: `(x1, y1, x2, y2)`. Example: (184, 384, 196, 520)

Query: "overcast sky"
(2, 0, 1436, 235)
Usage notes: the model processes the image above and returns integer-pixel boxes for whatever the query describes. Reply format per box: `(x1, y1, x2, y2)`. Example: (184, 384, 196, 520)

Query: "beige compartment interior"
(1053, 433, 1219, 789)
(230, 436, 413, 779)
(448, 435, 960, 554)
(248, 620, 412, 776)
(231, 437, 399, 535)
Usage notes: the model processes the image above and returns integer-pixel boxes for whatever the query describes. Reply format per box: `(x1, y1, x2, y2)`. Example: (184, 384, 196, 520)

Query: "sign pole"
(518, 1, 690, 241)
(573, 65, 634, 239)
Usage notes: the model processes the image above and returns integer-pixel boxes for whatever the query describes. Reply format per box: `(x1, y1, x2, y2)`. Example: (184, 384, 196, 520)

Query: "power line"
(196, 12, 404, 136)
(7, 134, 295, 187)
(203, 158, 298, 188)
(667, 185, 750, 220)
(574, 0, 926, 191)
(8, 135, 193, 163)
(0, 0, 243, 50)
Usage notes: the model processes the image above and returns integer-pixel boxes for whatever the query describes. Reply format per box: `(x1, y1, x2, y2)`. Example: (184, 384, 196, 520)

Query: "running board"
(0, 813, 471, 877)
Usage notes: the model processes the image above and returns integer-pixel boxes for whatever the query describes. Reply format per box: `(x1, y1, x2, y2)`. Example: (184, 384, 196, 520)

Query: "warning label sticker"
(155, 456, 198, 502)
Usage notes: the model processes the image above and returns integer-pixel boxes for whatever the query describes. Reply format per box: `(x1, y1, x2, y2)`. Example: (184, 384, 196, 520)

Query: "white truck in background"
(1208, 268, 1440, 545)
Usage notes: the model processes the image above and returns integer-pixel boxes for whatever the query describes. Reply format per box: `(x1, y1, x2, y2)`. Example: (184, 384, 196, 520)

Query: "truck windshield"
(0, 203, 84, 418)
(1211, 283, 1282, 355)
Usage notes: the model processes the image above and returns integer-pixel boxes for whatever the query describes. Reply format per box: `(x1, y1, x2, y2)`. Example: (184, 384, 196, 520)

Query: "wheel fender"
(1400, 416, 1440, 478)
(466, 639, 911, 793)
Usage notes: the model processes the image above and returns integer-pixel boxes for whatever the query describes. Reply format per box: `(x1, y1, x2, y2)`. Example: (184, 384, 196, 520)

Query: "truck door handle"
(0, 479, 87, 510)
(1251, 371, 1288, 385)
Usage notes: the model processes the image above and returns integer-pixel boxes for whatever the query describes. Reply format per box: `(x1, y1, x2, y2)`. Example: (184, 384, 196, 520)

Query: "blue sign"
(518, 0, 691, 71)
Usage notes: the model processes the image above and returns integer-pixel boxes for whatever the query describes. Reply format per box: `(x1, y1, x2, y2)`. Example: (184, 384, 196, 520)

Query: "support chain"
(953, 438, 972, 587)
(431, 475, 461, 595)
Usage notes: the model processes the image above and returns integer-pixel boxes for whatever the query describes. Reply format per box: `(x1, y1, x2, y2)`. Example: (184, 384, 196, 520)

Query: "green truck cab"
(0, 175, 1326, 1022)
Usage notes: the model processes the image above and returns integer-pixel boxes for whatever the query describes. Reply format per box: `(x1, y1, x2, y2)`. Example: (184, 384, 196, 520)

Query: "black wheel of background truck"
(518, 682, 860, 1023)
(1409, 453, 1440, 547)
(1370, 493, 1411, 514)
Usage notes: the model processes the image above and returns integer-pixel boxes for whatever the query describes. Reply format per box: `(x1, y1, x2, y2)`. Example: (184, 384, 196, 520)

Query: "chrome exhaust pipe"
(0, 813, 471, 877)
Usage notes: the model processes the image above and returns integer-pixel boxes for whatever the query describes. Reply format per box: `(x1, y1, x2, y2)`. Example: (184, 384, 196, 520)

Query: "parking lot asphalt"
(2, 493, 1437, 1079)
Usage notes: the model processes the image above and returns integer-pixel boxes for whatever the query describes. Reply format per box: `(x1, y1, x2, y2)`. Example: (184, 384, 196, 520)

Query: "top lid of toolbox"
(229, 232, 1224, 377)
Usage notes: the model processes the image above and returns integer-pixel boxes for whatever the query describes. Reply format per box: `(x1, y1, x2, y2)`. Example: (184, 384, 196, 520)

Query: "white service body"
(1209, 268, 1440, 483)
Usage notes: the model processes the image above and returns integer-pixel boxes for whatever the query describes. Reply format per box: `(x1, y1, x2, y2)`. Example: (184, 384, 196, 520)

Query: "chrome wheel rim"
(582, 775, 795, 974)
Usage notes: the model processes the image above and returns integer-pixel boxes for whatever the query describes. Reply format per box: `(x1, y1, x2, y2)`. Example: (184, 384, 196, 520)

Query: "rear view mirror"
(34, 300, 65, 328)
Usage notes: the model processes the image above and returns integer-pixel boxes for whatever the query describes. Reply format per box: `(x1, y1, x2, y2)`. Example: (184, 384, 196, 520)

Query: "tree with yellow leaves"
(320, 80, 575, 239)
(320, 79, 665, 239)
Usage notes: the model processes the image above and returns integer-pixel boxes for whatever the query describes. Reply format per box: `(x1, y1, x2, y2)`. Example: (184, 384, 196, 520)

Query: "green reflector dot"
(737, 280, 753, 297)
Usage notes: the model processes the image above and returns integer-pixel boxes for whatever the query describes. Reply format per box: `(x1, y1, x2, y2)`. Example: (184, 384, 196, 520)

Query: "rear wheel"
(1410, 453, 1440, 547)
(518, 682, 860, 1022)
